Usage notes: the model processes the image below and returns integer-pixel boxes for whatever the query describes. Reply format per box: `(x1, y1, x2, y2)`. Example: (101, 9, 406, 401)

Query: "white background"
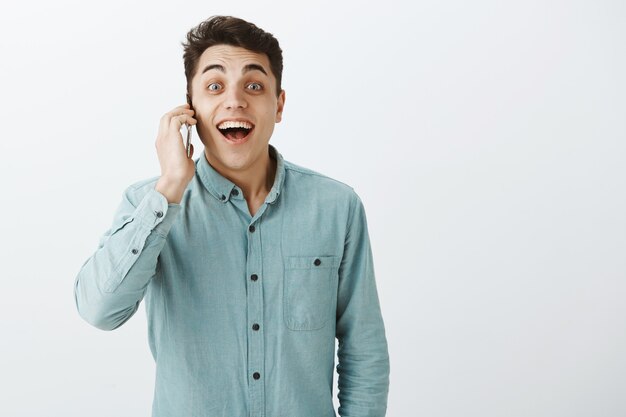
(1, 0, 625, 416)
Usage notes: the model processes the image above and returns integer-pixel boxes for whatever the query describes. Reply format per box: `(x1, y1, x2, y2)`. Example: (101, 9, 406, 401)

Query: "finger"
(161, 108, 194, 123)
(180, 105, 195, 115)
(159, 109, 195, 136)
(169, 114, 196, 131)
(166, 109, 195, 119)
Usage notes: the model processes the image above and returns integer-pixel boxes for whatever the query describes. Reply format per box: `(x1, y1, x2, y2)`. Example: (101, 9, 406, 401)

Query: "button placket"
(246, 217, 265, 412)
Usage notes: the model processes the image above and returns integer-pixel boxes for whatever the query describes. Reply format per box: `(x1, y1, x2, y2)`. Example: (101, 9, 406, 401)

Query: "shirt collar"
(196, 143, 285, 204)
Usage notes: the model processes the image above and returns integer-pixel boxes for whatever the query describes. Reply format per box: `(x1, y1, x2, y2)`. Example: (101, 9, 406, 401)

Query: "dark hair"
(181, 15, 284, 100)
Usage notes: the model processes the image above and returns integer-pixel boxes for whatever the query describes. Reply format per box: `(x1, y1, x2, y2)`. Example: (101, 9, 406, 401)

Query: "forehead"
(197, 44, 271, 72)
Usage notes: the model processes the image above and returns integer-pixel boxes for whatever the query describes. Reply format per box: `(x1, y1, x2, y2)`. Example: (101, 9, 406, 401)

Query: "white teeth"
(217, 120, 253, 130)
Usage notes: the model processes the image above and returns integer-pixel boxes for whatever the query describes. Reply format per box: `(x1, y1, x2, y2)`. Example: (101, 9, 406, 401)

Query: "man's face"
(189, 44, 285, 172)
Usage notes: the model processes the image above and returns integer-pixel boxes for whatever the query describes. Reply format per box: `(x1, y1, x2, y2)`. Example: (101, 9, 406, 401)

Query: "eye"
(207, 83, 222, 91)
(247, 82, 263, 91)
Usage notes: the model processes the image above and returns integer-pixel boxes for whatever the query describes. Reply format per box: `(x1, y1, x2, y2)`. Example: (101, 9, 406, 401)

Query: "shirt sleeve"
(73, 184, 182, 331)
(336, 191, 391, 417)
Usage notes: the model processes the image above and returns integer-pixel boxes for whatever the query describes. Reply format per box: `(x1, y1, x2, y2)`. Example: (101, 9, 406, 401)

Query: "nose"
(223, 87, 248, 110)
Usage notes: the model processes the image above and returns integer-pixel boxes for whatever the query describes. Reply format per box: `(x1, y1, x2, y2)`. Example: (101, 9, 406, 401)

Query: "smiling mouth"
(216, 121, 254, 142)
(217, 126, 254, 141)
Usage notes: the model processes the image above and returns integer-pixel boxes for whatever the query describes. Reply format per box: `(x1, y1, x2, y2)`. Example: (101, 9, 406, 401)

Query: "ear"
(275, 89, 286, 123)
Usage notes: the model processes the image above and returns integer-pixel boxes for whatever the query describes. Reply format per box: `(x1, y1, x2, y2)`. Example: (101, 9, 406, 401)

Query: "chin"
(214, 148, 253, 170)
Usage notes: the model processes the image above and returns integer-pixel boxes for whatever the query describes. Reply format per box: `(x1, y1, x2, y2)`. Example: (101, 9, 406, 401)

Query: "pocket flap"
(285, 255, 340, 269)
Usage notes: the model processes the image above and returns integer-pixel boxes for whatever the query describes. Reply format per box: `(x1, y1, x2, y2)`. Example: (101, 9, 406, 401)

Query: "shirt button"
(253, 372, 261, 380)
(249, 225, 255, 233)
(155, 211, 163, 218)
(252, 323, 260, 331)
(131, 249, 139, 255)
(220, 194, 226, 201)
(231, 188, 239, 196)
(314, 258, 321, 266)
(251, 274, 258, 281)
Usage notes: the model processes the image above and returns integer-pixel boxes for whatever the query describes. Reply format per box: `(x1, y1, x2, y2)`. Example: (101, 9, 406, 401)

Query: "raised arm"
(73, 185, 181, 330)
(74, 103, 196, 330)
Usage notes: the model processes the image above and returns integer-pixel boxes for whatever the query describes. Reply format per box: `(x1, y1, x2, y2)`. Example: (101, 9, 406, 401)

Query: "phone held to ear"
(185, 94, 194, 158)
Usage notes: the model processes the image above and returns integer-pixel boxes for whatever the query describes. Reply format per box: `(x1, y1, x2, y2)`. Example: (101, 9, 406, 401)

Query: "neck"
(206, 147, 277, 201)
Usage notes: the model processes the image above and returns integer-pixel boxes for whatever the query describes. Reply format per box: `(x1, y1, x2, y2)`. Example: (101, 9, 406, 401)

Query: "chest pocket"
(283, 255, 341, 331)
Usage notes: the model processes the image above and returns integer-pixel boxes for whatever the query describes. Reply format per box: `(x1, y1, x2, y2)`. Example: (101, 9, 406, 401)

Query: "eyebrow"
(200, 63, 268, 77)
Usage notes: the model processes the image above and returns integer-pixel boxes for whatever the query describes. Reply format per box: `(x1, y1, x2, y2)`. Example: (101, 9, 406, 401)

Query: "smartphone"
(185, 94, 194, 158)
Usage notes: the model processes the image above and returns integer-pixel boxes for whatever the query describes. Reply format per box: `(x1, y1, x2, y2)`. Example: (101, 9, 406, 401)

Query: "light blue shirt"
(74, 144, 390, 417)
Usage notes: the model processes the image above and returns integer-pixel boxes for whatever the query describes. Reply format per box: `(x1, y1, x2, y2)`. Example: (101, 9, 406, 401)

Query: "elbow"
(85, 314, 121, 331)
(74, 284, 130, 331)
(75, 299, 123, 331)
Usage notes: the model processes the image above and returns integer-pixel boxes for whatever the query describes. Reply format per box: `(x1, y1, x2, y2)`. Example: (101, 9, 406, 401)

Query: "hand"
(154, 103, 197, 203)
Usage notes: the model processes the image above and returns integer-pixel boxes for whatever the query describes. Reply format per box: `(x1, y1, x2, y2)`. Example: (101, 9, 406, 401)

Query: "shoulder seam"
(345, 189, 360, 239)
(284, 163, 355, 191)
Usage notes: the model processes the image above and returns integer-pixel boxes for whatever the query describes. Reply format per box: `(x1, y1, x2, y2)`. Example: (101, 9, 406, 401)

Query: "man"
(74, 15, 390, 417)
